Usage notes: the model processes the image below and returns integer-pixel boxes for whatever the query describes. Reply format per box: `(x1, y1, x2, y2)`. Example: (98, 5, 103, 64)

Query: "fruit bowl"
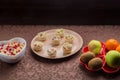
(0, 37, 26, 63)
(80, 42, 105, 71)
(80, 42, 120, 73)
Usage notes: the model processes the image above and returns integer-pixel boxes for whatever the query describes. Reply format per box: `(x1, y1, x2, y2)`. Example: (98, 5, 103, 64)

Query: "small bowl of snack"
(0, 37, 26, 63)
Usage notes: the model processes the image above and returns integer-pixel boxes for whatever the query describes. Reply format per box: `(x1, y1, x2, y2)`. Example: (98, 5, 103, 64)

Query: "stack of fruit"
(80, 40, 105, 71)
(80, 39, 120, 73)
(103, 39, 120, 73)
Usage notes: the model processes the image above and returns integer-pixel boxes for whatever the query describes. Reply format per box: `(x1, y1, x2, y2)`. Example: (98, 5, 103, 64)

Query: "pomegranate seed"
(0, 42, 24, 56)
(18, 50, 20, 52)
(4, 51, 6, 53)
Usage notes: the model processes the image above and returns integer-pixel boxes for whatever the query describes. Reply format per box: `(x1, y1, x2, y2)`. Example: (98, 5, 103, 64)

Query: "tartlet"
(63, 42, 72, 54)
(51, 36, 61, 46)
(47, 47, 57, 57)
(65, 35, 74, 43)
(56, 29, 64, 38)
(33, 41, 43, 51)
(37, 32, 46, 41)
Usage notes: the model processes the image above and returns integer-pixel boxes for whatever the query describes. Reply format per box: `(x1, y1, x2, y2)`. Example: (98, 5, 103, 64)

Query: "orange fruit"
(105, 39, 119, 50)
(116, 45, 120, 52)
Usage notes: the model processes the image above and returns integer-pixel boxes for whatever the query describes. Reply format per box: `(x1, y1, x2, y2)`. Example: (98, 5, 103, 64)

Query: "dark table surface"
(0, 25, 120, 80)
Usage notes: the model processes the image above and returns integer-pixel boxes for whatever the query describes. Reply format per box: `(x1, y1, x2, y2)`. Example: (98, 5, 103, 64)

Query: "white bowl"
(0, 37, 26, 63)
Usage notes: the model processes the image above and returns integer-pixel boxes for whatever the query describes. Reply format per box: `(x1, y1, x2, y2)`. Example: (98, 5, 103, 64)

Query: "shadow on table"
(30, 49, 81, 64)
(0, 60, 18, 77)
(0, 58, 20, 66)
(79, 64, 120, 79)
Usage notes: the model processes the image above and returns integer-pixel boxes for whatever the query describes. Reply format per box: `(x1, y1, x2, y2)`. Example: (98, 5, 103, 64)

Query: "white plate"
(31, 29, 83, 59)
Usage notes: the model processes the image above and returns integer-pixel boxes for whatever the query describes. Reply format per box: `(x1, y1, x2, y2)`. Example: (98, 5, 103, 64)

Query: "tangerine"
(105, 39, 119, 50)
(116, 45, 120, 52)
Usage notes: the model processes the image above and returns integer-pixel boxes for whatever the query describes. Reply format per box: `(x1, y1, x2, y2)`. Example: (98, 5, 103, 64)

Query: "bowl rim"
(102, 62, 120, 73)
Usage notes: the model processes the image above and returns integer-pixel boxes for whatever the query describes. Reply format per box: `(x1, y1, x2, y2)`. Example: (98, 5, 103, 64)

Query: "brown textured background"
(0, 25, 120, 80)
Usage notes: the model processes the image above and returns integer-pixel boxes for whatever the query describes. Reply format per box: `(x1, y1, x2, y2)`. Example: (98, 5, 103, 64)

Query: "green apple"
(88, 40, 102, 55)
(105, 50, 120, 68)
